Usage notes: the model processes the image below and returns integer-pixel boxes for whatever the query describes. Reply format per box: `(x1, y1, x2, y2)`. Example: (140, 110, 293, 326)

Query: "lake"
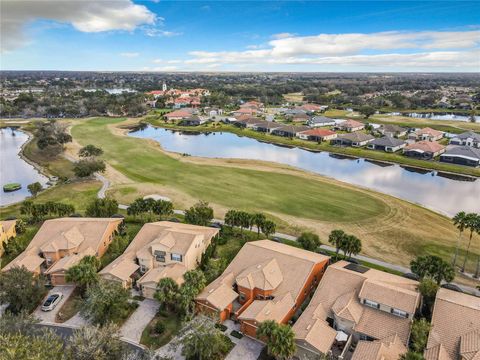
(0, 128, 49, 206)
(129, 126, 480, 217)
(386, 112, 476, 122)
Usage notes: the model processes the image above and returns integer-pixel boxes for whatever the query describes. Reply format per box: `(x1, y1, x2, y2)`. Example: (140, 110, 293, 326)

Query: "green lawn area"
(140, 309, 184, 349)
(72, 118, 387, 223)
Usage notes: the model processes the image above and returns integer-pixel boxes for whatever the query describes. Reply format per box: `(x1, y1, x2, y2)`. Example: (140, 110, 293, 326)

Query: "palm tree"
(252, 213, 266, 238)
(328, 229, 346, 257)
(155, 277, 179, 311)
(261, 220, 276, 239)
(452, 211, 468, 268)
(461, 213, 480, 273)
(65, 256, 100, 294)
(344, 235, 362, 259)
(257, 321, 296, 360)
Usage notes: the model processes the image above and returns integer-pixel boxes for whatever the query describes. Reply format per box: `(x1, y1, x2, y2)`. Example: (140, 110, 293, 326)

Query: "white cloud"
(1, 0, 156, 52)
(271, 32, 296, 39)
(182, 30, 480, 71)
(120, 52, 139, 58)
(145, 29, 183, 37)
(154, 66, 178, 72)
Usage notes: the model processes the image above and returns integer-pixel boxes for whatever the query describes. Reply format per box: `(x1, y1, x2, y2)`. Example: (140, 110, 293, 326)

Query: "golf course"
(68, 117, 479, 275)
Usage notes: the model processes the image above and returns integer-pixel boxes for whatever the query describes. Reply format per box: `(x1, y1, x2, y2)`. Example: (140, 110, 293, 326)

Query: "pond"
(129, 126, 480, 217)
(0, 128, 50, 206)
(386, 112, 476, 122)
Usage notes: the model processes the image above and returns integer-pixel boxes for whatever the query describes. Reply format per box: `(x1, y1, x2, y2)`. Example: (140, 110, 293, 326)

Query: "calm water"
(386, 112, 476, 122)
(130, 126, 480, 217)
(0, 129, 49, 206)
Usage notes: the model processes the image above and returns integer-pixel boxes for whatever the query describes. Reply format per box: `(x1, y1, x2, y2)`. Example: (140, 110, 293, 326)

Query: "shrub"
(154, 321, 166, 335)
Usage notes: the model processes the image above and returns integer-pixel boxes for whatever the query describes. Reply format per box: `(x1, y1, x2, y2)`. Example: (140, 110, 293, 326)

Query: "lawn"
(140, 309, 184, 349)
(70, 118, 479, 276)
(56, 287, 83, 323)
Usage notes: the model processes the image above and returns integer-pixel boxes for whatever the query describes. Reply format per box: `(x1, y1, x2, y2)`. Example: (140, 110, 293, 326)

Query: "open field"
(283, 92, 304, 102)
(69, 117, 480, 276)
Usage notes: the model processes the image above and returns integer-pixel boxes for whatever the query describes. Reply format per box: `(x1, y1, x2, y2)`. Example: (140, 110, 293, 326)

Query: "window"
(140, 265, 147, 274)
(171, 253, 182, 262)
(363, 299, 380, 309)
(155, 255, 165, 262)
(239, 293, 246, 302)
(391, 308, 408, 318)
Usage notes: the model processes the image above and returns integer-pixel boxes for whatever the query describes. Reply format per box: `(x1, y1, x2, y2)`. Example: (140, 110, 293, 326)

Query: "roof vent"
(306, 324, 312, 330)
(265, 310, 271, 315)
(209, 289, 214, 293)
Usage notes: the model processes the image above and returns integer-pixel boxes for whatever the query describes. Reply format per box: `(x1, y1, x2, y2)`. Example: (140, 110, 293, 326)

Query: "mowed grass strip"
(71, 118, 386, 223)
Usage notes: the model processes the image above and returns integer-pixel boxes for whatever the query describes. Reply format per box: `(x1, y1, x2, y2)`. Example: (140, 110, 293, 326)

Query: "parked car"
(271, 236, 282, 243)
(441, 283, 463, 293)
(209, 222, 222, 229)
(403, 273, 420, 281)
(41, 293, 63, 312)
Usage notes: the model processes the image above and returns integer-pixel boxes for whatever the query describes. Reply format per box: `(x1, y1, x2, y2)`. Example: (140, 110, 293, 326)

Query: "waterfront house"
(235, 117, 263, 129)
(271, 125, 310, 137)
(449, 131, 480, 148)
(251, 121, 282, 133)
(233, 108, 258, 117)
(0, 220, 16, 257)
(2, 218, 122, 286)
(408, 127, 444, 142)
(196, 240, 329, 337)
(336, 120, 365, 132)
(333, 132, 375, 147)
(424, 288, 480, 360)
(179, 115, 206, 126)
(307, 116, 337, 127)
(367, 136, 407, 152)
(439, 145, 480, 167)
(297, 129, 337, 142)
(377, 124, 408, 138)
(164, 108, 195, 121)
(293, 261, 420, 360)
(100, 222, 218, 298)
(403, 141, 445, 160)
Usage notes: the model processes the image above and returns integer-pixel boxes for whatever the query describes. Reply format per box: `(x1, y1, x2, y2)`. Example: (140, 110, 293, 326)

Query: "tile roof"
(338, 119, 364, 129)
(293, 261, 420, 353)
(425, 289, 480, 360)
(414, 127, 444, 137)
(197, 240, 329, 323)
(0, 220, 16, 233)
(299, 129, 337, 137)
(309, 116, 336, 124)
(238, 292, 295, 323)
(338, 132, 375, 142)
(379, 124, 408, 133)
(405, 140, 445, 153)
(165, 109, 195, 118)
(441, 145, 480, 160)
(370, 136, 406, 147)
(273, 125, 310, 133)
(137, 263, 186, 286)
(352, 334, 407, 360)
(453, 131, 480, 141)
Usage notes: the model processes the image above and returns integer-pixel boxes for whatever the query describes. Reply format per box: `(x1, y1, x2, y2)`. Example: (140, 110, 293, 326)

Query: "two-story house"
(195, 240, 330, 338)
(293, 261, 420, 360)
(100, 221, 219, 298)
(2, 218, 122, 285)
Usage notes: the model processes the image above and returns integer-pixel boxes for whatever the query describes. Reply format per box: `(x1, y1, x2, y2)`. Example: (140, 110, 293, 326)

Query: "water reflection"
(129, 126, 480, 216)
(0, 129, 49, 206)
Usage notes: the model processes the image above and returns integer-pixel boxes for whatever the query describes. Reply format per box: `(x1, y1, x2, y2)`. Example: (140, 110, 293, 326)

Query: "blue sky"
(1, 1, 479, 72)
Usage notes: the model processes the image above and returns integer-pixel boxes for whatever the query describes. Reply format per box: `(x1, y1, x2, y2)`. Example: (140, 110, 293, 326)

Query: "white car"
(41, 293, 63, 312)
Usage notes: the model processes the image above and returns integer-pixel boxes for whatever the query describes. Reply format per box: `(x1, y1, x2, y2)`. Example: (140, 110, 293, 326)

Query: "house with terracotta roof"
(424, 288, 480, 360)
(352, 335, 408, 360)
(100, 221, 218, 298)
(164, 108, 195, 121)
(293, 261, 420, 360)
(195, 240, 329, 338)
(403, 141, 446, 160)
(2, 218, 122, 286)
(292, 112, 310, 123)
(408, 127, 444, 142)
(240, 101, 264, 111)
(297, 129, 337, 142)
(336, 120, 365, 132)
(233, 108, 259, 117)
(0, 220, 16, 257)
(298, 104, 327, 113)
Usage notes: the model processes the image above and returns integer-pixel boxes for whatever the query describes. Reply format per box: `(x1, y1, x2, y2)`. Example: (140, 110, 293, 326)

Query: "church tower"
(162, 82, 167, 92)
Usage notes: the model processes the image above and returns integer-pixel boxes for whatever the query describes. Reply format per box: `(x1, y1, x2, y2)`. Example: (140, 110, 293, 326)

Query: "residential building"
(164, 108, 195, 121)
(298, 104, 328, 113)
(2, 218, 122, 286)
(439, 145, 480, 167)
(0, 220, 16, 257)
(333, 132, 375, 147)
(336, 120, 365, 132)
(233, 108, 258, 117)
(251, 121, 282, 133)
(293, 261, 420, 360)
(449, 131, 480, 148)
(377, 124, 408, 138)
(408, 127, 444, 141)
(179, 115, 206, 126)
(284, 109, 308, 118)
(100, 221, 218, 298)
(403, 141, 446, 160)
(196, 240, 329, 338)
(297, 129, 337, 142)
(351, 335, 407, 360)
(271, 125, 310, 137)
(292, 112, 310, 123)
(240, 101, 264, 111)
(307, 116, 337, 127)
(424, 288, 480, 360)
(235, 117, 263, 129)
(367, 136, 407, 152)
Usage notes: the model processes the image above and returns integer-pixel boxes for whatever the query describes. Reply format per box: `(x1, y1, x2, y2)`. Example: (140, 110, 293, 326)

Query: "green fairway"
(72, 118, 386, 223)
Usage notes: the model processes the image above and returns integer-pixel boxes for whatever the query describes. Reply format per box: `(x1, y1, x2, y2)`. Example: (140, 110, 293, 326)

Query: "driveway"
(226, 336, 263, 360)
(120, 298, 160, 343)
(33, 285, 76, 324)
